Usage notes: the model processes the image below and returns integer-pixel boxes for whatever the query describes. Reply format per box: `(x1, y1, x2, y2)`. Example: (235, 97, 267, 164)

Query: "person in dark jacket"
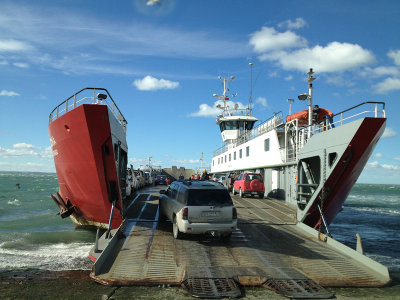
(200, 169, 208, 181)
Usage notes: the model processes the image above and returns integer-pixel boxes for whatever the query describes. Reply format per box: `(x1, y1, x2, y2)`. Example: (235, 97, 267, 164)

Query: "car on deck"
(158, 180, 237, 239)
(233, 172, 265, 198)
(155, 174, 168, 185)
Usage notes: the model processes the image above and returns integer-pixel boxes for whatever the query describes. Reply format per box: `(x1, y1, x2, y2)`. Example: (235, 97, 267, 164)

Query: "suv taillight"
(233, 207, 237, 219)
(182, 207, 188, 220)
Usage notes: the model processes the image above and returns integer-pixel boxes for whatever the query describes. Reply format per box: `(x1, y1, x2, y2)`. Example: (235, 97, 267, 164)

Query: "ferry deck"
(89, 185, 390, 299)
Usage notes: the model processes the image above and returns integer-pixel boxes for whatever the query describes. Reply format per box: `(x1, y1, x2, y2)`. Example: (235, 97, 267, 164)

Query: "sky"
(0, 0, 399, 184)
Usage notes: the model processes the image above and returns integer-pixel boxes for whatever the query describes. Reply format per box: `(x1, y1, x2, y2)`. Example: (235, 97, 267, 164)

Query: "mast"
(249, 62, 254, 116)
(307, 68, 315, 128)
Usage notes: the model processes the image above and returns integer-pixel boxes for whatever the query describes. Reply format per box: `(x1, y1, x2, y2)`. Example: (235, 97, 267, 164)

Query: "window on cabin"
(246, 146, 250, 157)
(239, 149, 242, 159)
(229, 153, 231, 161)
(234, 152, 236, 160)
(264, 138, 270, 151)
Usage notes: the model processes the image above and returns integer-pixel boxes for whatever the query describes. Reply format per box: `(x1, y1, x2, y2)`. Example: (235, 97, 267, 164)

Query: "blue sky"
(0, 0, 399, 184)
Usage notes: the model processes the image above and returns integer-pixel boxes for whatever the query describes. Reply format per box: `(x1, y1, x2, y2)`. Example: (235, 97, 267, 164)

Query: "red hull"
(49, 104, 123, 229)
(304, 117, 386, 227)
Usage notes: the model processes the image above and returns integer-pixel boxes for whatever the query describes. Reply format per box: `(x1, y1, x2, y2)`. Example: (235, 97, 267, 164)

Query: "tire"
(259, 193, 264, 199)
(222, 232, 232, 241)
(172, 216, 181, 239)
(158, 204, 166, 222)
(239, 188, 244, 198)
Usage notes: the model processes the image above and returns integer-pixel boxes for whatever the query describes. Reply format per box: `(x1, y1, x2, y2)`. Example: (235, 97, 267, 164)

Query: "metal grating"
(264, 279, 333, 299)
(182, 278, 241, 299)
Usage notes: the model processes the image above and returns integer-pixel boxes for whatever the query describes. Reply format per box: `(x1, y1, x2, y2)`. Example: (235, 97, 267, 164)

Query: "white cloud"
(285, 75, 293, 81)
(255, 97, 268, 108)
(0, 90, 20, 96)
(374, 77, 400, 94)
(278, 18, 307, 30)
(249, 26, 307, 52)
(0, 60, 8, 65)
(362, 66, 400, 78)
(367, 161, 400, 171)
(0, 39, 32, 52)
(374, 153, 383, 158)
(388, 49, 400, 65)
(0, 3, 247, 75)
(13, 62, 29, 68)
(259, 41, 375, 72)
(189, 100, 247, 117)
(133, 75, 179, 91)
(174, 159, 201, 165)
(394, 157, 400, 161)
(13, 143, 36, 149)
(382, 127, 397, 138)
(0, 143, 51, 159)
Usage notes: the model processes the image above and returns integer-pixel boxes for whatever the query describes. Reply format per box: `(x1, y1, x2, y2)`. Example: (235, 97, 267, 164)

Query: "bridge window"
(234, 152, 236, 160)
(264, 138, 270, 151)
(239, 149, 242, 159)
(246, 146, 250, 157)
(229, 153, 231, 161)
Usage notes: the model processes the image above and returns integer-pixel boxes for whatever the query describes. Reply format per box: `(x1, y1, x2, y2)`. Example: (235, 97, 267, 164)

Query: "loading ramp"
(90, 186, 390, 299)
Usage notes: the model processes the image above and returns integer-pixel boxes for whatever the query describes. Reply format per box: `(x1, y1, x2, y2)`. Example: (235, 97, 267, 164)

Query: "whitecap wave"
(0, 242, 93, 271)
(7, 199, 21, 206)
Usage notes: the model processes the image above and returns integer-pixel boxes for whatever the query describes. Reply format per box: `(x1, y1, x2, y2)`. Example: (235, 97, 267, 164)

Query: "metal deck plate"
(264, 278, 334, 299)
(182, 278, 241, 299)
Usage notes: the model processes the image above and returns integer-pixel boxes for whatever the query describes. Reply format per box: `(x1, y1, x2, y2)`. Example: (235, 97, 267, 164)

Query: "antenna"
(249, 62, 254, 116)
(286, 99, 294, 115)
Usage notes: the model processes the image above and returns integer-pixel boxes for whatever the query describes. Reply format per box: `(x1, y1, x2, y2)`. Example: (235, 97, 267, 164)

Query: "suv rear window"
(246, 174, 263, 182)
(187, 189, 233, 206)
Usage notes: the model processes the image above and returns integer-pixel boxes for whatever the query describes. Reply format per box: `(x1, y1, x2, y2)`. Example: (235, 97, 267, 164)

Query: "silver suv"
(159, 181, 237, 239)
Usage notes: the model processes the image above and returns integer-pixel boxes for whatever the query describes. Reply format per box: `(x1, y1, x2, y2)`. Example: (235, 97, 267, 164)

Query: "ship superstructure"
(48, 88, 128, 230)
(211, 69, 386, 229)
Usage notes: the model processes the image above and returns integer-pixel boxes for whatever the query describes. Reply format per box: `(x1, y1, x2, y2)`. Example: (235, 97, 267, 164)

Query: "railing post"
(375, 103, 378, 118)
(57, 106, 59, 118)
(66, 99, 68, 113)
(340, 112, 343, 125)
(74, 95, 77, 108)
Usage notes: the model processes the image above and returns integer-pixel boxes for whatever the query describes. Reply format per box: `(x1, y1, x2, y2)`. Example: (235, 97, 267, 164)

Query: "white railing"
(283, 102, 386, 163)
(48, 88, 127, 132)
(213, 111, 284, 157)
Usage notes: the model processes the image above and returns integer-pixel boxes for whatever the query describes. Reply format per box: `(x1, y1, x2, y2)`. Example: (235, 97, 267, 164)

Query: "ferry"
(211, 69, 386, 229)
(48, 88, 128, 230)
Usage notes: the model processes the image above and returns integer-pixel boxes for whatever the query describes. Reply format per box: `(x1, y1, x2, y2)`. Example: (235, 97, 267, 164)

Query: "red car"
(233, 173, 265, 198)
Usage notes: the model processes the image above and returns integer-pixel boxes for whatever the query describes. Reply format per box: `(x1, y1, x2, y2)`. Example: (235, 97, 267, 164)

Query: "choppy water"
(0, 172, 399, 273)
(0, 172, 94, 271)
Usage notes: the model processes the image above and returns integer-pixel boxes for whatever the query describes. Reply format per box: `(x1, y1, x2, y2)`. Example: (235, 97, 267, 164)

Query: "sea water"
(0, 172, 94, 271)
(0, 172, 399, 273)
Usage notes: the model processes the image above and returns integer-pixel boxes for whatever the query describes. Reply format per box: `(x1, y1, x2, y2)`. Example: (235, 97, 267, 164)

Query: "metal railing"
(213, 101, 386, 161)
(213, 111, 284, 157)
(48, 87, 127, 132)
(283, 101, 386, 162)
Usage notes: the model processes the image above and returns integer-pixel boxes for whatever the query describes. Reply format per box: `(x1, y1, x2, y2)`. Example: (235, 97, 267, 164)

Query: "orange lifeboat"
(286, 107, 333, 126)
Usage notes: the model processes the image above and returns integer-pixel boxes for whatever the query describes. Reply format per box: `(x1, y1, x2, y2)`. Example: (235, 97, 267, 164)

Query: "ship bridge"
(217, 115, 258, 143)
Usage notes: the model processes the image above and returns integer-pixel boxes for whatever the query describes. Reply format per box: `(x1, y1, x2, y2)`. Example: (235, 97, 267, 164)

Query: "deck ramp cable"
(182, 277, 241, 299)
(263, 278, 333, 299)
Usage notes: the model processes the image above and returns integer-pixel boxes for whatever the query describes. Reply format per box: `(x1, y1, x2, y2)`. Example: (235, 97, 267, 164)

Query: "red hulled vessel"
(49, 88, 128, 230)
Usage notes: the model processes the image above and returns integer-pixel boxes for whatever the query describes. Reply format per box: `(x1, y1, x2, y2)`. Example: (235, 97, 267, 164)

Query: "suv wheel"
(259, 193, 264, 199)
(172, 216, 181, 239)
(158, 203, 166, 222)
(239, 188, 244, 198)
(222, 232, 232, 241)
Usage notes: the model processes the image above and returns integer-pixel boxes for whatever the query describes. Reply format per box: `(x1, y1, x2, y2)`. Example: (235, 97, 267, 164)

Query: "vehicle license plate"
(203, 211, 218, 217)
